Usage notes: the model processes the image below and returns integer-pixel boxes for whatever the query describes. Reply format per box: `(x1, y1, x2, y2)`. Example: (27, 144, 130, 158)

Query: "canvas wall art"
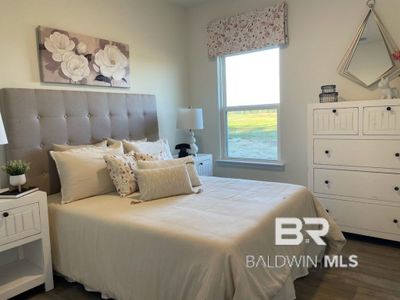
(38, 26, 130, 88)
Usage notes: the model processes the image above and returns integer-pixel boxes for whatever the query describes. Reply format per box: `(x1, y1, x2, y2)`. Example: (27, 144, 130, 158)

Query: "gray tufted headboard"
(0, 88, 159, 194)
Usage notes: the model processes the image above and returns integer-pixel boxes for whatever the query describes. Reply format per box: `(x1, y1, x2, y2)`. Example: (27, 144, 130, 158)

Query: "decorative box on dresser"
(0, 191, 53, 299)
(308, 99, 400, 242)
(195, 154, 213, 176)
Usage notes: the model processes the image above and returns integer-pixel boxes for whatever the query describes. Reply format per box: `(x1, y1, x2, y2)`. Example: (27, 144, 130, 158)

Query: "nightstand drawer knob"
(395, 186, 400, 192)
(387, 106, 392, 111)
(199, 162, 203, 166)
(394, 219, 398, 224)
(2, 212, 9, 218)
(332, 109, 337, 114)
(396, 153, 400, 157)
(324, 180, 330, 184)
(325, 150, 330, 154)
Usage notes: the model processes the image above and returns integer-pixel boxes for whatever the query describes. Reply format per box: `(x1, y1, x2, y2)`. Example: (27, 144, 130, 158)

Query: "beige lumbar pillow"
(52, 140, 107, 151)
(50, 146, 123, 204)
(137, 156, 201, 187)
(135, 165, 194, 201)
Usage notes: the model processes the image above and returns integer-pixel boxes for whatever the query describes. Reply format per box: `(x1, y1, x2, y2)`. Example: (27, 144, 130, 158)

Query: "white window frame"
(217, 50, 283, 166)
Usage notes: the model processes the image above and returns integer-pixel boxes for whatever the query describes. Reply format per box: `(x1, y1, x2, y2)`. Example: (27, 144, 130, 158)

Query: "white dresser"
(308, 99, 400, 242)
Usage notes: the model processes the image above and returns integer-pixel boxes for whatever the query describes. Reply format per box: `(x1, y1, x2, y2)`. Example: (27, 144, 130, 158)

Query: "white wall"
(0, 0, 188, 146)
(0, 0, 188, 185)
(186, 0, 400, 186)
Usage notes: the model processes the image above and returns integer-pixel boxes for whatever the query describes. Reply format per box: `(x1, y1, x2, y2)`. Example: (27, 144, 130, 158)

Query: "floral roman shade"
(207, 2, 288, 58)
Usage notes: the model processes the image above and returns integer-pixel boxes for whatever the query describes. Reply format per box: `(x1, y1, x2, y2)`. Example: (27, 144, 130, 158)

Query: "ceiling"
(167, 0, 211, 7)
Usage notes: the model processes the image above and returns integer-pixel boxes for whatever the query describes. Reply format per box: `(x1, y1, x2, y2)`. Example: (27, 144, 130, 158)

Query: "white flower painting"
(38, 26, 130, 88)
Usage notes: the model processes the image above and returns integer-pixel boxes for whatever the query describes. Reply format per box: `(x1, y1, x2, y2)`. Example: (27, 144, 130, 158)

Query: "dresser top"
(309, 99, 400, 108)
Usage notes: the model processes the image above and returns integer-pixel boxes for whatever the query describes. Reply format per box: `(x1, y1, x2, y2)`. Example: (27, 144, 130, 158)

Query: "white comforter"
(48, 176, 345, 300)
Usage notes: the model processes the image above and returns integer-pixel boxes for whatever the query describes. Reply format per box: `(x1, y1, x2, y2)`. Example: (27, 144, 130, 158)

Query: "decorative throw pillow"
(52, 140, 107, 151)
(137, 156, 201, 187)
(50, 146, 123, 204)
(104, 152, 138, 197)
(135, 165, 194, 201)
(133, 152, 161, 162)
(123, 139, 173, 160)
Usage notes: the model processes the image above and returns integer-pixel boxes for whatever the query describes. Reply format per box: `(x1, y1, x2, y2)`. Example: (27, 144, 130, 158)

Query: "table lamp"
(177, 107, 204, 155)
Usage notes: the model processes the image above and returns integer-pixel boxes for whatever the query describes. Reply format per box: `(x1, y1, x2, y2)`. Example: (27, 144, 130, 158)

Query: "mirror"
(338, 2, 400, 88)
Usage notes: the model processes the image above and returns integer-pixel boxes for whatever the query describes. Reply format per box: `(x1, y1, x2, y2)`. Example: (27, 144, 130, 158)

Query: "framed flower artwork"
(37, 26, 130, 88)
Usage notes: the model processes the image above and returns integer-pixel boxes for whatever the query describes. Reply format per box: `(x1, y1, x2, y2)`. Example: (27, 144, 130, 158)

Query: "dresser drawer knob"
(395, 187, 400, 192)
(2, 212, 9, 218)
(394, 219, 398, 224)
(325, 150, 330, 154)
(387, 106, 392, 111)
(396, 153, 400, 157)
(332, 109, 337, 114)
(326, 209, 330, 213)
(324, 180, 330, 184)
(199, 162, 203, 166)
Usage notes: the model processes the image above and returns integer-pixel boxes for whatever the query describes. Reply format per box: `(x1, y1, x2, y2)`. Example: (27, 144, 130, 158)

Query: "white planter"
(9, 174, 26, 191)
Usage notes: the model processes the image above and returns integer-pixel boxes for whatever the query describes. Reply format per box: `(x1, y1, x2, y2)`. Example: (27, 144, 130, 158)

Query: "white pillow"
(123, 139, 173, 160)
(50, 146, 123, 204)
(135, 165, 194, 201)
(137, 156, 201, 187)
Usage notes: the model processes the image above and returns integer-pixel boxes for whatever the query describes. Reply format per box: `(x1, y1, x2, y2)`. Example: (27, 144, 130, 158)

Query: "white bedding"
(48, 176, 345, 300)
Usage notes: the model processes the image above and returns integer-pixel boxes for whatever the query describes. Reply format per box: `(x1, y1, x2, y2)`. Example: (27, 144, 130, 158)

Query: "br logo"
(275, 218, 329, 246)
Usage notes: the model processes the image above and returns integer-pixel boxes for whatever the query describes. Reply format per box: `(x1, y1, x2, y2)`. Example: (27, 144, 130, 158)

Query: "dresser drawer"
(313, 107, 359, 135)
(364, 105, 400, 135)
(318, 197, 400, 235)
(314, 139, 400, 169)
(0, 203, 41, 246)
(314, 169, 400, 203)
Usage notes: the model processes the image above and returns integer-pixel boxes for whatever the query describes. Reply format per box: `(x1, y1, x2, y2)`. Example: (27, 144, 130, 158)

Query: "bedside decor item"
(0, 187, 39, 199)
(177, 108, 204, 156)
(338, 0, 400, 88)
(378, 77, 399, 99)
(1, 160, 30, 192)
(319, 85, 338, 103)
(38, 26, 130, 88)
(175, 143, 191, 158)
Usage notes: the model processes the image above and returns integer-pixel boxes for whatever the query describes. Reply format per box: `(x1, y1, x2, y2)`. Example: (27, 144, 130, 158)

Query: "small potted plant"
(1, 160, 30, 192)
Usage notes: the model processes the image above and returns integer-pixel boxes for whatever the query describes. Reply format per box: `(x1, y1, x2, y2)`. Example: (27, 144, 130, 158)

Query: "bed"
(0, 88, 345, 300)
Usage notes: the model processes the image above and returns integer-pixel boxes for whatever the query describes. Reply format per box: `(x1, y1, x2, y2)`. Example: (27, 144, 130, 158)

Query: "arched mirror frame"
(338, 0, 400, 88)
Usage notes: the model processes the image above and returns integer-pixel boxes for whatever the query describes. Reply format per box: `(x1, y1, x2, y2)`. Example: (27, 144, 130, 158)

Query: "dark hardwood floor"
(12, 234, 400, 300)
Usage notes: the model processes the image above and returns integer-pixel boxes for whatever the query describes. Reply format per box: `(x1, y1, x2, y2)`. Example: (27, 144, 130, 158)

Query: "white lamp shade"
(177, 108, 204, 130)
(0, 113, 8, 145)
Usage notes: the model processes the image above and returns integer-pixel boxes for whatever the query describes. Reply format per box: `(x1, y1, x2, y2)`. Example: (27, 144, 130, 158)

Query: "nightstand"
(195, 154, 213, 176)
(0, 191, 54, 298)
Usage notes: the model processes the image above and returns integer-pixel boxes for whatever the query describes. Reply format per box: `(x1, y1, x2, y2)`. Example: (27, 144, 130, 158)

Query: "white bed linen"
(48, 176, 345, 300)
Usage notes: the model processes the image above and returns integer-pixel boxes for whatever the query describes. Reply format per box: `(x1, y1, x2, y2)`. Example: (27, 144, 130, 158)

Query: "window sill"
(216, 159, 285, 171)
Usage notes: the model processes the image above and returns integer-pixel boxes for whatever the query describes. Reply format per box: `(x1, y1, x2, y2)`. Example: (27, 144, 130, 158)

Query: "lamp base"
(188, 130, 199, 156)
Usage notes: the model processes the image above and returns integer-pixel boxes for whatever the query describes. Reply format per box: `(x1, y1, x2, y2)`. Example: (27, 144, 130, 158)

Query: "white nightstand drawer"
(195, 154, 213, 176)
(0, 203, 41, 246)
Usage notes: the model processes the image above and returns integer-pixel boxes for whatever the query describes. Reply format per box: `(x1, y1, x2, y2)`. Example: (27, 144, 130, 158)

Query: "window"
(218, 48, 281, 162)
